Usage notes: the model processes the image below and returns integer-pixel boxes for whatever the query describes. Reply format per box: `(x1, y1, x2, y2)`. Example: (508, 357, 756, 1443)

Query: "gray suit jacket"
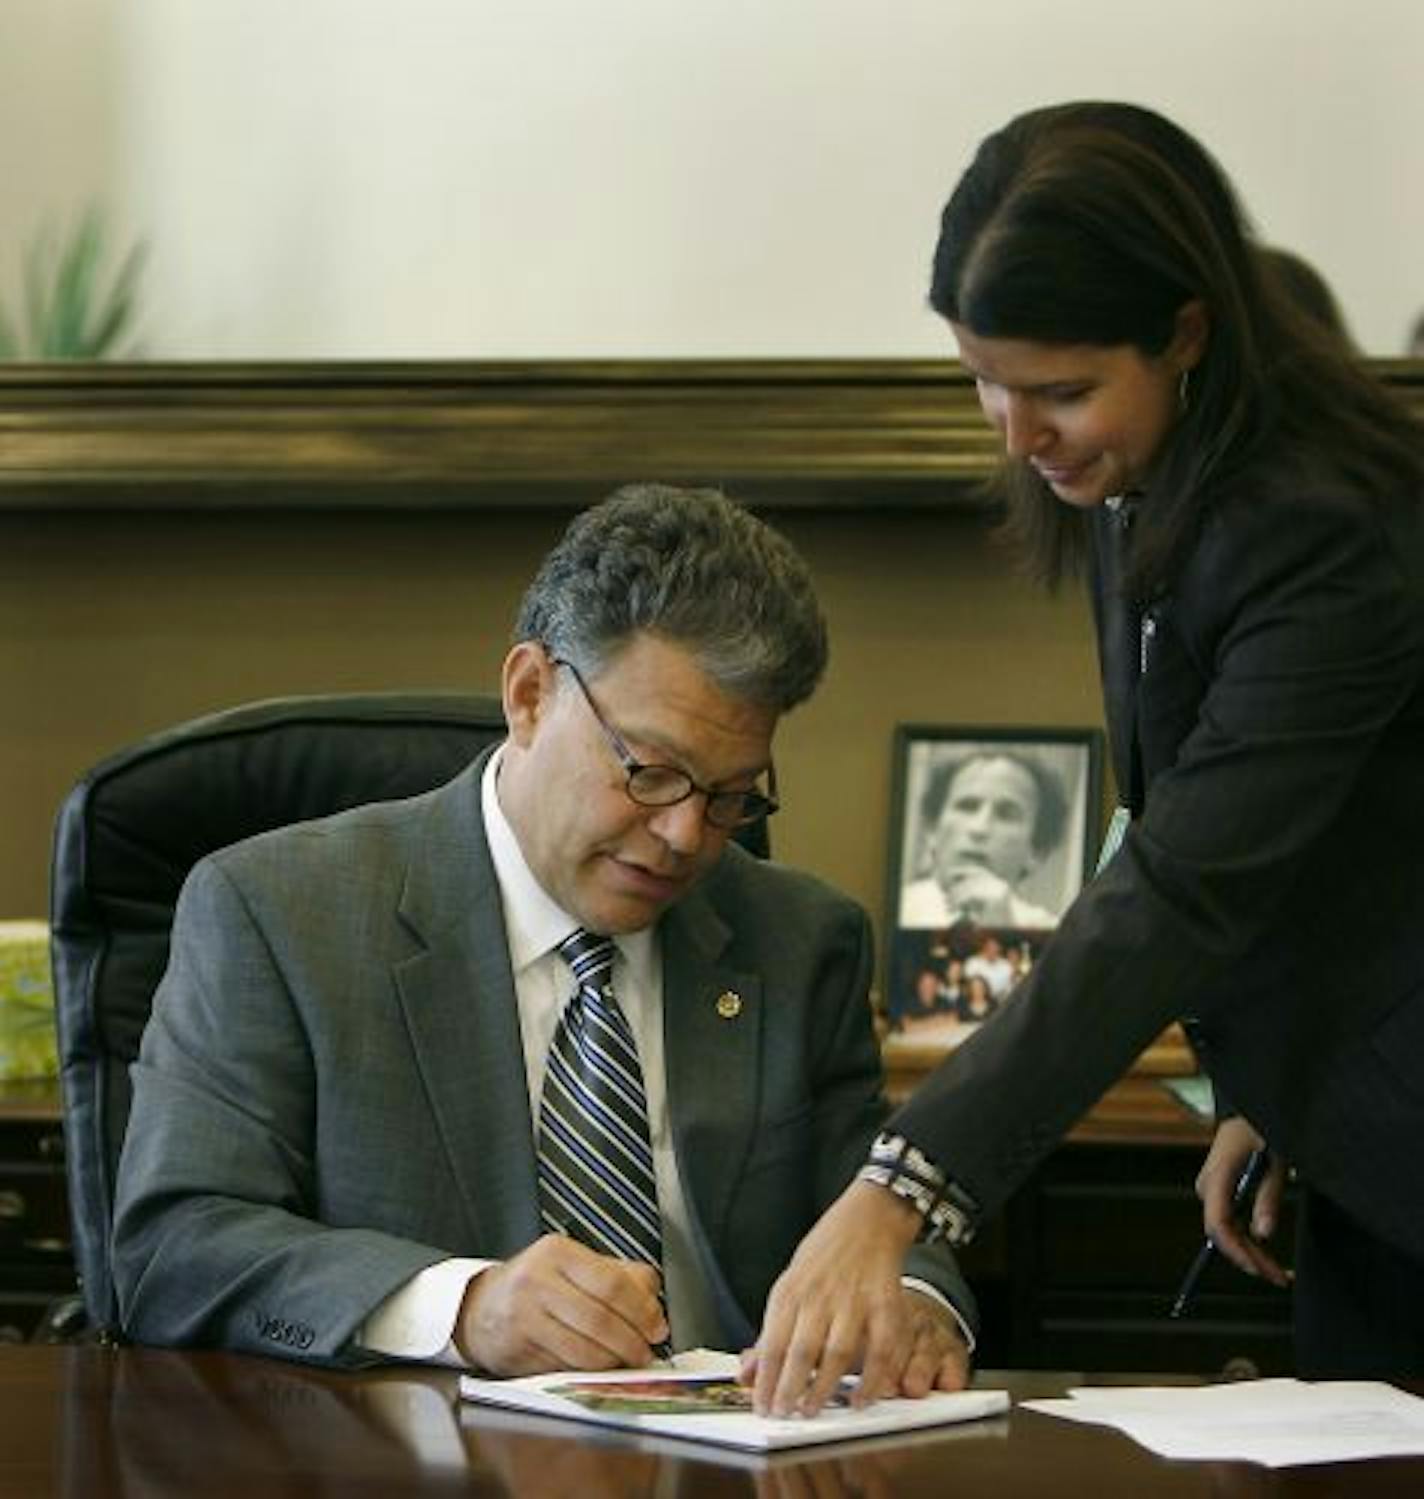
(113, 752, 972, 1362)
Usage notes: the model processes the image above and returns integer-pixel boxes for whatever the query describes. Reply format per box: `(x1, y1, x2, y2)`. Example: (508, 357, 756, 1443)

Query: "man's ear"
(502, 641, 554, 747)
(1171, 297, 1210, 372)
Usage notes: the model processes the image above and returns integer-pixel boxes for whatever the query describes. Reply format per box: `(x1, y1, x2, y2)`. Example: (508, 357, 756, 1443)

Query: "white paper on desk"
(459, 1349, 1009, 1452)
(1024, 1378, 1424, 1467)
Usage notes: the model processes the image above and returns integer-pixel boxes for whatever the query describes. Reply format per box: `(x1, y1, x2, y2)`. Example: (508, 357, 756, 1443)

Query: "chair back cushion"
(50, 693, 510, 1330)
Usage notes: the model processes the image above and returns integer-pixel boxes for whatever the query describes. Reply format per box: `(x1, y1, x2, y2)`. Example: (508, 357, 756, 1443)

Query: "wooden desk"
(0, 1345, 1418, 1497)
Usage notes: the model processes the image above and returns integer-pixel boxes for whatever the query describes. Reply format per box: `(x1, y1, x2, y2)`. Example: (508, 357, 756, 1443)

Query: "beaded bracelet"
(856, 1131, 980, 1246)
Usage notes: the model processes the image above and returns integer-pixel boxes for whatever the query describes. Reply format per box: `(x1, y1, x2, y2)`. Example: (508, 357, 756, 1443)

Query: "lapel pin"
(715, 990, 743, 1020)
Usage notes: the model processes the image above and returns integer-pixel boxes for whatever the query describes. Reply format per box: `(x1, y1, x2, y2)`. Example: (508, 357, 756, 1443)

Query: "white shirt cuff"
(901, 1274, 977, 1356)
(358, 1258, 492, 1365)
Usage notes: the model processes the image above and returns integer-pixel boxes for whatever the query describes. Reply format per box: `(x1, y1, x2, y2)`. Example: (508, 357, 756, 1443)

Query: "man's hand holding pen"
(1189, 1116, 1293, 1295)
(455, 1233, 670, 1375)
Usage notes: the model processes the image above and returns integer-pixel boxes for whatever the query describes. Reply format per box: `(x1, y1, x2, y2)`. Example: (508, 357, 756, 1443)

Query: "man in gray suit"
(113, 484, 974, 1384)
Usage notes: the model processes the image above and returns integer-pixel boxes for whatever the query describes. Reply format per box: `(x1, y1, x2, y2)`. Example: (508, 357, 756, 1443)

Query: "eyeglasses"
(552, 656, 779, 830)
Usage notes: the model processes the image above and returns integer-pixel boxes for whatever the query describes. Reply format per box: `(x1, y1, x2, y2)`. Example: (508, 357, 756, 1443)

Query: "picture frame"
(880, 724, 1104, 1060)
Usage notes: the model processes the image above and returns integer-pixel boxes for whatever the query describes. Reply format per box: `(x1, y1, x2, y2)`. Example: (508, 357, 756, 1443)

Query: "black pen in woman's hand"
(1169, 1147, 1270, 1319)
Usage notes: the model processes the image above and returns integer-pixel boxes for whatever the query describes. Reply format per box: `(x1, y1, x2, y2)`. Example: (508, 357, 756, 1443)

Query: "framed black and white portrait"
(881, 724, 1104, 1049)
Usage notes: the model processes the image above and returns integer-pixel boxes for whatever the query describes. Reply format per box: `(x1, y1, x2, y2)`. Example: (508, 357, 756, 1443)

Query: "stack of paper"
(1024, 1378, 1424, 1467)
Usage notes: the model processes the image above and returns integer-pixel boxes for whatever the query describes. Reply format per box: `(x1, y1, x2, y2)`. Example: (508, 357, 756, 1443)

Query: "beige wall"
(1, 506, 1100, 981)
(4, 2, 1422, 356)
(0, 0, 118, 331)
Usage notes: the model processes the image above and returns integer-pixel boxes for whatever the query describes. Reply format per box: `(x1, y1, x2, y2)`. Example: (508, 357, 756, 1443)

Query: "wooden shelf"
(3, 358, 1419, 512)
(883, 1023, 1206, 1145)
(0, 1079, 62, 1125)
(0, 359, 995, 511)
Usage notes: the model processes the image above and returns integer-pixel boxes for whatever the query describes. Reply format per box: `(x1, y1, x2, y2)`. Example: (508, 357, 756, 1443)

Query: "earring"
(1177, 368, 1191, 413)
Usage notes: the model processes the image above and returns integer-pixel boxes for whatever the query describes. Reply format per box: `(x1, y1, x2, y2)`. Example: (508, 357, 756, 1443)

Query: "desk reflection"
(62, 1350, 481, 1497)
(56, 1348, 1000, 1499)
(460, 1403, 995, 1499)
(37, 1348, 1422, 1498)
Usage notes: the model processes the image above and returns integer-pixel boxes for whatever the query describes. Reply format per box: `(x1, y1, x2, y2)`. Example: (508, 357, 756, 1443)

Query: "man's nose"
(964, 806, 994, 835)
(647, 794, 707, 856)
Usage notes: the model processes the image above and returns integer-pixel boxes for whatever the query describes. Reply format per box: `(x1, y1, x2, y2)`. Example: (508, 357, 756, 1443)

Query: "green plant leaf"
(5, 206, 145, 359)
(49, 209, 102, 356)
(85, 241, 147, 357)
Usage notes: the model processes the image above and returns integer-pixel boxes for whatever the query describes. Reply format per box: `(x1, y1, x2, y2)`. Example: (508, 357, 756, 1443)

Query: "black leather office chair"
(48, 690, 769, 1339)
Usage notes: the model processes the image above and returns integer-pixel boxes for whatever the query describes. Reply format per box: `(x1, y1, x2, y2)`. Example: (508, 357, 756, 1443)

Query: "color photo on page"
(546, 1376, 854, 1416)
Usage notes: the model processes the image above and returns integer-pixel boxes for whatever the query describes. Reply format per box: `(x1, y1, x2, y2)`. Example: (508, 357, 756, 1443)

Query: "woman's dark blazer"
(894, 465, 1424, 1262)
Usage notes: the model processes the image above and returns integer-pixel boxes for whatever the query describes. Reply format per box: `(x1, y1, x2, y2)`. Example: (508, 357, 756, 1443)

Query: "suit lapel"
(391, 754, 542, 1257)
(660, 887, 762, 1257)
(1095, 502, 1145, 813)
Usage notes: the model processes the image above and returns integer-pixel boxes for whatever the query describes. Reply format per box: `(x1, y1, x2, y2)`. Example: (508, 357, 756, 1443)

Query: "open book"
(458, 1349, 1010, 1453)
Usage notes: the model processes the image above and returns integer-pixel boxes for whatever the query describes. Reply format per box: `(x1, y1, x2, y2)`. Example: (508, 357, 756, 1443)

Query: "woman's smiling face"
(950, 306, 1206, 507)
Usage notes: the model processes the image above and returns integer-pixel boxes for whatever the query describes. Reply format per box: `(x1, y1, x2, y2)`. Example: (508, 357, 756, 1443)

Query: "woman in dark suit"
(752, 100, 1424, 1414)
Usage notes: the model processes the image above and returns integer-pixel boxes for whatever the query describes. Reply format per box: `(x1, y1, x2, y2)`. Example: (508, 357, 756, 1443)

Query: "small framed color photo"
(881, 725, 1104, 1054)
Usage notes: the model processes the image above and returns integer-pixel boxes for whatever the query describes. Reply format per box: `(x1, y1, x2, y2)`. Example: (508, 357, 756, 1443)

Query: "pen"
(1169, 1146, 1270, 1319)
(554, 1219, 674, 1361)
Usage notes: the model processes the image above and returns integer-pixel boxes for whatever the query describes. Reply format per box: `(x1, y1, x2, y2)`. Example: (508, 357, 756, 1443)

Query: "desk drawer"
(0, 1108, 75, 1337)
(965, 1141, 1295, 1373)
(1029, 1145, 1295, 1293)
(1035, 1288, 1293, 1376)
(0, 1121, 70, 1258)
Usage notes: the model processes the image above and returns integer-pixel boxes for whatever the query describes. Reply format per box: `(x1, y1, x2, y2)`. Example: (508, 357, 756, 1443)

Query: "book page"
(458, 1350, 1010, 1452)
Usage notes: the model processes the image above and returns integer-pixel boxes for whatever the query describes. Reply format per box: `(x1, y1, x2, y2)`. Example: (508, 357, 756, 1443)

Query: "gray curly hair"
(514, 484, 828, 711)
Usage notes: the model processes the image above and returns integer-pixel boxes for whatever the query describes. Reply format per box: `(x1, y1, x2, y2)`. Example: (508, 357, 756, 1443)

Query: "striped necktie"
(537, 929, 663, 1269)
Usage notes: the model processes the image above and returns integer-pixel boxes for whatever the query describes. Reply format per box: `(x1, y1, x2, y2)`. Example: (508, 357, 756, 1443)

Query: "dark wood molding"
(0, 360, 995, 511)
(2, 359, 1421, 512)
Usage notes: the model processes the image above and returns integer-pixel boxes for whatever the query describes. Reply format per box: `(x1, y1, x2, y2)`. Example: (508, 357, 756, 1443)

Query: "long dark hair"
(930, 102, 1422, 595)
